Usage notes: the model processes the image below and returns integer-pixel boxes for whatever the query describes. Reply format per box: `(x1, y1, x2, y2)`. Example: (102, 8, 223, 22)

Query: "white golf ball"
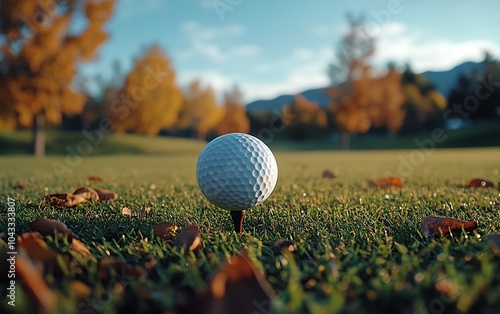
(196, 133, 278, 211)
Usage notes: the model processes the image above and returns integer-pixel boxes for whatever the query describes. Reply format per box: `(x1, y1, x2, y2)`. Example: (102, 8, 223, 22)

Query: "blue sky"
(81, 0, 500, 102)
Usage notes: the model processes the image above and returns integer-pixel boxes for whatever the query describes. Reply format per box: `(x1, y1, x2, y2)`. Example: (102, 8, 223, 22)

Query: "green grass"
(1, 147, 500, 313)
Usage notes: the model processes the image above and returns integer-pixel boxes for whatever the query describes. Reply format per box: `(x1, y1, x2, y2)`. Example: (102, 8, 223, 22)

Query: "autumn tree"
(106, 45, 183, 135)
(178, 80, 224, 140)
(399, 65, 447, 134)
(0, 0, 116, 156)
(215, 85, 250, 135)
(282, 94, 328, 140)
(326, 15, 406, 148)
(325, 14, 375, 149)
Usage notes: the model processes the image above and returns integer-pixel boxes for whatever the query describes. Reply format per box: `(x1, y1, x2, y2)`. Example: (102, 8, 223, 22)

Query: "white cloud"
(374, 23, 500, 72)
(181, 21, 260, 63)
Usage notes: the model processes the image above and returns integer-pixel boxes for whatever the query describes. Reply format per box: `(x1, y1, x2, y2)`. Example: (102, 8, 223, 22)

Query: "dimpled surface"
(196, 133, 278, 211)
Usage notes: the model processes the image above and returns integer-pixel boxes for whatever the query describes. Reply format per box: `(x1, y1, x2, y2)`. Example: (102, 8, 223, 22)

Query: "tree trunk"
(341, 131, 351, 150)
(32, 112, 46, 157)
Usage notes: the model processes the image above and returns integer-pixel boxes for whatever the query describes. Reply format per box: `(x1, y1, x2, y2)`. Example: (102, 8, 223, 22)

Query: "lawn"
(1, 146, 500, 313)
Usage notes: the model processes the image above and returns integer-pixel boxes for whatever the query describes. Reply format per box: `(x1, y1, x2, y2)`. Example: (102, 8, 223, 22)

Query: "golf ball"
(196, 133, 278, 211)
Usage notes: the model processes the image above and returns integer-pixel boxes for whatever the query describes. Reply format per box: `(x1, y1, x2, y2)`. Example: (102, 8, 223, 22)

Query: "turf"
(1, 147, 500, 313)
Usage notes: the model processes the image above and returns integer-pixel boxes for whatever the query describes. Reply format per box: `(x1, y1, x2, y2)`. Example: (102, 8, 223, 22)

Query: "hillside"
(245, 61, 483, 113)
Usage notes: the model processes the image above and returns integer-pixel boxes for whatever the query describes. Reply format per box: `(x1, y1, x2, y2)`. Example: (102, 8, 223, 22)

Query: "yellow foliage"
(283, 94, 327, 128)
(178, 80, 225, 139)
(0, 0, 116, 128)
(107, 45, 183, 135)
(215, 86, 250, 135)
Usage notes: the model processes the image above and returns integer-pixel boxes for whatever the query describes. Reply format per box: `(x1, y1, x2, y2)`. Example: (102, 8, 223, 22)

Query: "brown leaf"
(71, 238, 92, 258)
(467, 178, 494, 188)
(94, 188, 118, 201)
(13, 181, 26, 189)
(72, 186, 100, 201)
(16, 250, 57, 312)
(174, 225, 201, 252)
(69, 280, 91, 299)
(273, 239, 297, 253)
(322, 170, 337, 179)
(30, 218, 77, 240)
(368, 177, 403, 188)
(153, 222, 178, 240)
(17, 233, 60, 263)
(44, 193, 70, 206)
(209, 255, 274, 312)
(87, 176, 103, 182)
(420, 216, 478, 237)
(122, 207, 151, 217)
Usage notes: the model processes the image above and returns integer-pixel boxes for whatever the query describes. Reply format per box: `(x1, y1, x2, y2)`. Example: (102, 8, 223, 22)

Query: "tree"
(326, 15, 408, 148)
(178, 80, 224, 140)
(106, 45, 183, 135)
(399, 65, 447, 134)
(325, 14, 375, 149)
(0, 0, 116, 156)
(447, 53, 500, 122)
(282, 94, 328, 140)
(215, 85, 250, 135)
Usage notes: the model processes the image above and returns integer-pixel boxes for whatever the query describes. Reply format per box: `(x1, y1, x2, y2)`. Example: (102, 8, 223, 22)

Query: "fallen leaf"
(467, 178, 494, 188)
(87, 176, 103, 182)
(30, 218, 77, 240)
(94, 188, 118, 201)
(273, 239, 297, 253)
(13, 181, 26, 189)
(209, 255, 274, 312)
(153, 222, 178, 240)
(17, 233, 60, 263)
(174, 225, 201, 252)
(322, 170, 337, 179)
(72, 186, 100, 201)
(420, 216, 478, 237)
(16, 250, 57, 312)
(69, 280, 91, 299)
(121, 207, 151, 217)
(44, 193, 70, 206)
(71, 238, 92, 258)
(368, 177, 403, 188)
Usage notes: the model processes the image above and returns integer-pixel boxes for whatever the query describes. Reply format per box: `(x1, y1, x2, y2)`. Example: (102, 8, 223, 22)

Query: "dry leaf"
(17, 233, 60, 263)
(122, 207, 132, 216)
(153, 222, 178, 240)
(122, 207, 151, 217)
(273, 239, 297, 253)
(13, 181, 26, 189)
(209, 255, 274, 313)
(16, 250, 57, 312)
(30, 218, 77, 240)
(368, 177, 403, 188)
(71, 238, 92, 258)
(467, 178, 494, 188)
(94, 188, 118, 201)
(69, 280, 91, 299)
(44, 193, 70, 206)
(87, 176, 103, 182)
(174, 225, 201, 252)
(72, 186, 100, 201)
(420, 216, 478, 237)
(322, 170, 337, 179)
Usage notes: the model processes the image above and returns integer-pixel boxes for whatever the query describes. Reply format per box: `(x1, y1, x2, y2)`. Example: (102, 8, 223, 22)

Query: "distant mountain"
(245, 61, 484, 113)
(420, 61, 483, 98)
